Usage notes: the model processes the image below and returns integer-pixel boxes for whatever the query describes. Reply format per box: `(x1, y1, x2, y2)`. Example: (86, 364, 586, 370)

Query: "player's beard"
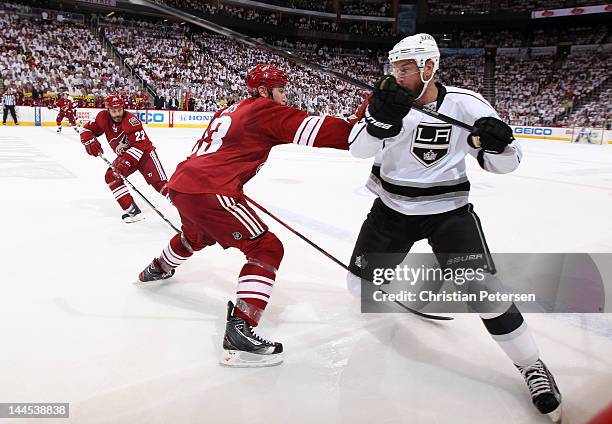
(395, 77, 422, 100)
(110, 112, 124, 123)
(405, 79, 424, 100)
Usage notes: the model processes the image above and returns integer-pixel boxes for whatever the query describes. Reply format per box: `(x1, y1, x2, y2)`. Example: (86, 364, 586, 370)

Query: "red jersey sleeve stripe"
(306, 115, 326, 147)
(297, 117, 321, 146)
(292, 116, 317, 145)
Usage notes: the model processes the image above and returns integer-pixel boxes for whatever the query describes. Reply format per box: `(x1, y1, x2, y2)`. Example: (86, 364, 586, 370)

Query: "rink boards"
(6, 106, 612, 144)
(8, 106, 215, 129)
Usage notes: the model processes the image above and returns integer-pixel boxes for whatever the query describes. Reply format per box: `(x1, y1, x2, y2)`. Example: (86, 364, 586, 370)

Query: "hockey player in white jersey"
(347, 34, 562, 422)
(574, 127, 595, 143)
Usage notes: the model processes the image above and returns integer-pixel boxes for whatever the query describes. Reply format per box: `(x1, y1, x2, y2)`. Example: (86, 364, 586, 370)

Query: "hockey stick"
(99, 154, 181, 233)
(244, 195, 453, 321)
(126, 0, 473, 132)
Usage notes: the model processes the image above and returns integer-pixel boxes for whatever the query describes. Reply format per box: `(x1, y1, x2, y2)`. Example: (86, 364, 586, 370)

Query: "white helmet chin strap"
(391, 62, 436, 100)
(416, 68, 435, 101)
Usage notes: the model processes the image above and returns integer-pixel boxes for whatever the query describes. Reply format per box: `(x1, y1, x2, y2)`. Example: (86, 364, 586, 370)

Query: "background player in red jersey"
(138, 64, 354, 367)
(50, 92, 79, 133)
(79, 94, 169, 223)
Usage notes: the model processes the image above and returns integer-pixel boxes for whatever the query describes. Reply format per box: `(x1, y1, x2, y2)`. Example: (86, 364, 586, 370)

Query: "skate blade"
(136, 270, 175, 286)
(547, 405, 562, 423)
(220, 349, 283, 368)
(123, 215, 145, 224)
(133, 278, 168, 287)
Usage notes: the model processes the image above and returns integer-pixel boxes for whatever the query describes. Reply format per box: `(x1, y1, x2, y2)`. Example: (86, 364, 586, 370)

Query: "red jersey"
(82, 110, 152, 156)
(55, 97, 75, 112)
(169, 97, 352, 196)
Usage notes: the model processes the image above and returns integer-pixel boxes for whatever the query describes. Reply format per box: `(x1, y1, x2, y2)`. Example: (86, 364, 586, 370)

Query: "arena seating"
(104, 25, 382, 116)
(0, 4, 146, 107)
(495, 52, 611, 126)
(157, 0, 394, 36)
(2, 2, 609, 128)
(432, 25, 609, 49)
(427, 0, 607, 15)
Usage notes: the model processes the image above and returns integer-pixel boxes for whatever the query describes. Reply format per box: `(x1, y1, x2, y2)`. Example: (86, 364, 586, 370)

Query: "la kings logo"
(411, 123, 452, 167)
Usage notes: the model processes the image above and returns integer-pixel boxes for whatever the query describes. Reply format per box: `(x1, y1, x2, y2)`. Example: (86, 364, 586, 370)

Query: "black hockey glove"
(468, 116, 514, 154)
(366, 75, 415, 139)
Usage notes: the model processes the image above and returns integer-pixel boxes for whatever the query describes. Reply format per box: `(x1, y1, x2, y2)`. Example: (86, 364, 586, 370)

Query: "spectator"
(0, 7, 144, 108)
(169, 96, 180, 110)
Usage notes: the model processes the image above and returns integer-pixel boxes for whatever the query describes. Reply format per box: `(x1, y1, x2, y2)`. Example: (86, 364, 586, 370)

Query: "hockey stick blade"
(99, 154, 181, 233)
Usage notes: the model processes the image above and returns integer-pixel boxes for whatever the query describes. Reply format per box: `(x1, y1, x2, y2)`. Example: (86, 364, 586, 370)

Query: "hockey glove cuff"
(80, 131, 103, 156)
(468, 116, 514, 154)
(112, 155, 134, 177)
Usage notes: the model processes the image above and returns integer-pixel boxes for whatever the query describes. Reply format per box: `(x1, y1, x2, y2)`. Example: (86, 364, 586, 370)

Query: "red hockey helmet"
(245, 64, 289, 95)
(105, 94, 124, 109)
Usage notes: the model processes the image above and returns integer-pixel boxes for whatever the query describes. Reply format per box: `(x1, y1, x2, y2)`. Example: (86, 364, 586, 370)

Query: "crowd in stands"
(255, 0, 392, 16)
(154, 0, 282, 26)
(101, 20, 612, 126)
(432, 24, 609, 49)
(256, 0, 333, 13)
(437, 54, 484, 94)
(99, 13, 190, 34)
(556, 87, 611, 128)
(287, 16, 393, 36)
(104, 27, 228, 110)
(530, 25, 610, 47)
(427, 0, 607, 15)
(495, 51, 611, 126)
(340, 1, 392, 17)
(158, 0, 391, 17)
(0, 5, 147, 107)
(104, 25, 382, 115)
(2, 2, 609, 127)
(157, 0, 394, 36)
(268, 38, 379, 57)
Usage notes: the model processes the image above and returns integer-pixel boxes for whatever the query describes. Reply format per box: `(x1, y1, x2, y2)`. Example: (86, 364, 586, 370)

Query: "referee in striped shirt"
(2, 88, 19, 125)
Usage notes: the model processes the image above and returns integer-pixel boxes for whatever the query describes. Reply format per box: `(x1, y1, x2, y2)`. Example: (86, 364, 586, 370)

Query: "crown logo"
(423, 150, 437, 161)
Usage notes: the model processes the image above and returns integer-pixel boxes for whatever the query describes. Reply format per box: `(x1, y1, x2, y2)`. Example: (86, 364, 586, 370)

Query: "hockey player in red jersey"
(79, 94, 169, 223)
(50, 92, 79, 133)
(138, 64, 353, 367)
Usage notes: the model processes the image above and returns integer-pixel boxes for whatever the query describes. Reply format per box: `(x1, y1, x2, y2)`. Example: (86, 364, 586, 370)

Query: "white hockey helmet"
(388, 33, 440, 99)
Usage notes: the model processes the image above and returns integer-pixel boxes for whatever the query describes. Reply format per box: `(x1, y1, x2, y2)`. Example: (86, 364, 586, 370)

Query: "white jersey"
(578, 128, 591, 135)
(349, 83, 523, 215)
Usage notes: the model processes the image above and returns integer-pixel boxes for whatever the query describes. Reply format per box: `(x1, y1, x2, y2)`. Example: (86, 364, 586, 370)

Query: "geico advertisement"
(511, 126, 572, 141)
(131, 110, 168, 125)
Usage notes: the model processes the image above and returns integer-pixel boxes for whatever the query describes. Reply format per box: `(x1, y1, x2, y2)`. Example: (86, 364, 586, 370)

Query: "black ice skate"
(121, 202, 144, 223)
(56, 126, 62, 133)
(220, 301, 283, 367)
(138, 258, 175, 283)
(516, 359, 562, 422)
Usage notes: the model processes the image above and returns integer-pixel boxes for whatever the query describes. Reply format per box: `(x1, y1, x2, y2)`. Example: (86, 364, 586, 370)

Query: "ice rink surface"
(1, 126, 611, 424)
